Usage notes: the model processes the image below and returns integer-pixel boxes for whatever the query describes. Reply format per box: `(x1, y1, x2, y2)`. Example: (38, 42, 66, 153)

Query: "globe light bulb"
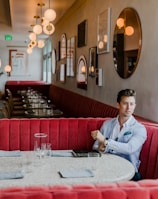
(33, 24, 42, 35)
(44, 9, 56, 21)
(43, 23, 55, 35)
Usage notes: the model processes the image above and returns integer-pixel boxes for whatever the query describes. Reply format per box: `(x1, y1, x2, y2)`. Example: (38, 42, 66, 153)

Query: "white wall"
(51, 0, 158, 122)
(0, 47, 43, 91)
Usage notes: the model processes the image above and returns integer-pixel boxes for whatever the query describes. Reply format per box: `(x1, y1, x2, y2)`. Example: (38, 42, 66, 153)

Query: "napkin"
(0, 170, 25, 180)
(50, 150, 73, 157)
(0, 150, 22, 157)
(59, 169, 94, 178)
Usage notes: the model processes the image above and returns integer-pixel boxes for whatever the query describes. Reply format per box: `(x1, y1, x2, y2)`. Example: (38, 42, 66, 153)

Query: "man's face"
(117, 96, 136, 117)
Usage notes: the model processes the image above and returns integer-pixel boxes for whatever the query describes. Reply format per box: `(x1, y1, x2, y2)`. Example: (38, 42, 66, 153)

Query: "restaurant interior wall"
(0, 47, 43, 91)
(51, 0, 158, 123)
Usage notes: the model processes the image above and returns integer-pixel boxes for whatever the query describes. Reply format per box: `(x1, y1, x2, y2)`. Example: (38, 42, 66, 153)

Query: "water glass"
(87, 152, 100, 172)
(34, 133, 48, 159)
(46, 143, 52, 157)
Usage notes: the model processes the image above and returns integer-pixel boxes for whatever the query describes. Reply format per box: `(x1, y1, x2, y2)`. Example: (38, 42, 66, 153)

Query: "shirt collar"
(116, 115, 134, 127)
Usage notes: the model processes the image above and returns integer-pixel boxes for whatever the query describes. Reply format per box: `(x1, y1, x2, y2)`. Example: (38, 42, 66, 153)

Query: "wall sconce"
(81, 65, 86, 74)
(89, 66, 95, 77)
(4, 65, 12, 76)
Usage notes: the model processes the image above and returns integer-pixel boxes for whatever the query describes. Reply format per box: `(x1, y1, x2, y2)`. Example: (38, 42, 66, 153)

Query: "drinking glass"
(34, 133, 48, 159)
(87, 152, 100, 173)
(46, 143, 52, 157)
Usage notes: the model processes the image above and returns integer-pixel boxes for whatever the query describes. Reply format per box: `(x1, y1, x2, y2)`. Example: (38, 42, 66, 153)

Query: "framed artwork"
(56, 41, 60, 61)
(59, 64, 66, 83)
(52, 49, 56, 74)
(60, 33, 67, 59)
(66, 36, 76, 77)
(97, 8, 111, 54)
(96, 68, 103, 86)
(89, 46, 98, 77)
(9, 49, 27, 75)
(77, 20, 87, 47)
(77, 55, 87, 90)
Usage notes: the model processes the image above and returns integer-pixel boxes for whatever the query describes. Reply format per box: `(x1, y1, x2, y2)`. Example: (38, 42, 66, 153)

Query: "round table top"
(0, 151, 135, 188)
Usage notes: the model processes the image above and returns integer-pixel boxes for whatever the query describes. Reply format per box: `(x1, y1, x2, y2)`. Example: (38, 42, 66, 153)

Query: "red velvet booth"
(5, 81, 51, 97)
(0, 180, 158, 199)
(0, 118, 157, 180)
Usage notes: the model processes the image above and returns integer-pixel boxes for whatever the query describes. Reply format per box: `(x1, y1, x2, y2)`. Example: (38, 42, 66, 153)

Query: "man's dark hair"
(117, 89, 136, 103)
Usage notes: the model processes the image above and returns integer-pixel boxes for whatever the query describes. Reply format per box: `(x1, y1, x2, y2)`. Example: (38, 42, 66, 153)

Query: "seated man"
(91, 89, 147, 181)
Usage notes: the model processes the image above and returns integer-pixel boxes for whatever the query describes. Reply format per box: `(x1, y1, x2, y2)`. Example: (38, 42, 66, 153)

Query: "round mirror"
(113, 8, 142, 78)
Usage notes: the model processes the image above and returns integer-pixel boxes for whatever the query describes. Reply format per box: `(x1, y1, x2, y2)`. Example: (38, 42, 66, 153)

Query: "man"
(91, 89, 147, 181)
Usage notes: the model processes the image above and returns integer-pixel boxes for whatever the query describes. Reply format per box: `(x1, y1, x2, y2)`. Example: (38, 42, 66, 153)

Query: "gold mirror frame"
(113, 8, 142, 78)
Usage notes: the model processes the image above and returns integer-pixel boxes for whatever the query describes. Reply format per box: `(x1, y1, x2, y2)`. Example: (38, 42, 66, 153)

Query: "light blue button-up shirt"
(93, 116, 147, 172)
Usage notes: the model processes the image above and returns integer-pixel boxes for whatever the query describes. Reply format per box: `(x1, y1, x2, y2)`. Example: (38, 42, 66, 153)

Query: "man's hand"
(91, 130, 105, 142)
(91, 130, 106, 152)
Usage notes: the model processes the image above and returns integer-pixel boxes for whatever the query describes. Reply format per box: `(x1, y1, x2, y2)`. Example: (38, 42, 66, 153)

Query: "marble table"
(0, 151, 135, 188)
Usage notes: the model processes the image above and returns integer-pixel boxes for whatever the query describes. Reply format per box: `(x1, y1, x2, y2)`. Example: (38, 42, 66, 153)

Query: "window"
(42, 39, 52, 83)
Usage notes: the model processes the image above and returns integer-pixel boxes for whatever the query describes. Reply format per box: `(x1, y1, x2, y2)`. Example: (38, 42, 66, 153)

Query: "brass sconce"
(4, 65, 12, 76)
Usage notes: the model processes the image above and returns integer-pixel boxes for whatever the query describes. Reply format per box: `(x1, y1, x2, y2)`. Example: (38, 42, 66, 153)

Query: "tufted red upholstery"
(0, 181, 158, 199)
(0, 118, 158, 179)
(48, 85, 119, 118)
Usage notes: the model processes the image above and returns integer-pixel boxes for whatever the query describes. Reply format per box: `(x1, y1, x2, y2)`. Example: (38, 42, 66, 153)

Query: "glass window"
(42, 38, 52, 83)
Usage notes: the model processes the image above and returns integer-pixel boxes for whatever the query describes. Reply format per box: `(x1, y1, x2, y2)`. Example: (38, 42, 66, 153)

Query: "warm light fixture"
(41, 17, 49, 26)
(31, 40, 37, 47)
(103, 35, 108, 42)
(125, 26, 134, 36)
(43, 23, 55, 35)
(33, 24, 43, 35)
(81, 65, 86, 74)
(29, 32, 37, 41)
(98, 41, 104, 49)
(116, 18, 124, 29)
(33, 16, 43, 35)
(44, 0, 56, 21)
(44, 9, 56, 21)
(4, 65, 11, 76)
(27, 1, 56, 54)
(37, 40, 45, 48)
(27, 48, 33, 54)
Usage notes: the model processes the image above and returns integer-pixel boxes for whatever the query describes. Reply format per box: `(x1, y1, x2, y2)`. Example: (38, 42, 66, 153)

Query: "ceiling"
(0, 0, 76, 48)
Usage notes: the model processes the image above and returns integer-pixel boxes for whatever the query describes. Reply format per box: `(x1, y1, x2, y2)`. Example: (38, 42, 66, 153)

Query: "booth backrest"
(0, 118, 158, 179)
(0, 180, 158, 199)
(48, 85, 155, 123)
(49, 85, 119, 118)
(5, 81, 51, 97)
(5, 83, 156, 123)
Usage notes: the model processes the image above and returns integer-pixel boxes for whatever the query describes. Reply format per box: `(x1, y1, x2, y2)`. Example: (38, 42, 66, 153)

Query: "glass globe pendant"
(33, 24, 42, 35)
(29, 32, 36, 41)
(37, 40, 45, 48)
(43, 23, 55, 35)
(44, 9, 56, 21)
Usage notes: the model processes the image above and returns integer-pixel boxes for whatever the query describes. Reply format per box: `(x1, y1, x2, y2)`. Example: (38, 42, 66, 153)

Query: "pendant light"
(43, 23, 55, 35)
(37, 40, 45, 48)
(27, 48, 33, 54)
(29, 32, 37, 41)
(33, 16, 42, 35)
(44, 0, 56, 21)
